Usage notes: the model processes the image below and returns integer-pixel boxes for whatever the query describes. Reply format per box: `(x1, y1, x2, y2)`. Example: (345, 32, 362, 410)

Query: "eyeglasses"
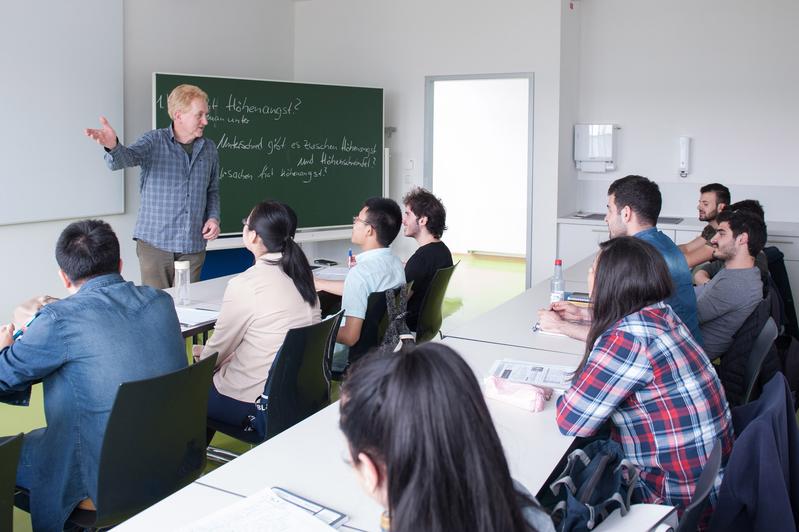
(241, 218, 250, 229)
(352, 216, 372, 227)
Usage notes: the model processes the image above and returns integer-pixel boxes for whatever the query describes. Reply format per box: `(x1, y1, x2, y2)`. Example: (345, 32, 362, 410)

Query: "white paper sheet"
(175, 307, 220, 327)
(177, 487, 336, 532)
(313, 266, 350, 281)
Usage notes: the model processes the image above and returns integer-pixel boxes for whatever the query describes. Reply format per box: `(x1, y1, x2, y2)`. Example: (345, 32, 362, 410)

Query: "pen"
(12, 314, 38, 340)
(347, 248, 353, 267)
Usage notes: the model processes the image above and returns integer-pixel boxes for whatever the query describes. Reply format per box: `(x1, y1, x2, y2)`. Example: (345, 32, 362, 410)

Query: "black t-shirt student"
(405, 241, 453, 331)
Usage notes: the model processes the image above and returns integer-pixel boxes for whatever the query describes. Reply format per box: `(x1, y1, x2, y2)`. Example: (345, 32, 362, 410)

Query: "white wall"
(574, 0, 799, 221)
(293, 0, 567, 285)
(0, 0, 294, 315)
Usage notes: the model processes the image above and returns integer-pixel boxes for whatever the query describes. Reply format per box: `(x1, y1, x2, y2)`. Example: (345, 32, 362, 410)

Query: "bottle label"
(550, 291, 565, 303)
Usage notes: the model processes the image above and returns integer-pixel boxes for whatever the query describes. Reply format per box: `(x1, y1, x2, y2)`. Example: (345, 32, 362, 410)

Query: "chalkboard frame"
(152, 72, 386, 236)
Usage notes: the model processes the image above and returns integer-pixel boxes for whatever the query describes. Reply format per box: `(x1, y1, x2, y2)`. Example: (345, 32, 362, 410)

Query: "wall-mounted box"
(574, 124, 617, 172)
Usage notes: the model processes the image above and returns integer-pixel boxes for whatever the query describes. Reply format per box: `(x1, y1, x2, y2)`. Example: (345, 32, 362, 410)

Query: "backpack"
(549, 439, 639, 532)
(379, 284, 415, 353)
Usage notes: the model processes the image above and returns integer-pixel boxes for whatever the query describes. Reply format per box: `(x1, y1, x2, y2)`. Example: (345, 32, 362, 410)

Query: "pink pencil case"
(483, 376, 553, 412)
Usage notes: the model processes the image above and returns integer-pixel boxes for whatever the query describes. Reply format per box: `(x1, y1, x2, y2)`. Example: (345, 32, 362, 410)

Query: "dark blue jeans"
(206, 383, 259, 444)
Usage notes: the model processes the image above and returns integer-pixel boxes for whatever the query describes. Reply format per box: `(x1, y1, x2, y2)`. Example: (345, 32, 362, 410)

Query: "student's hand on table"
(202, 219, 220, 240)
(0, 324, 15, 349)
(84, 116, 119, 150)
(537, 309, 566, 334)
(550, 301, 590, 322)
(13, 295, 58, 329)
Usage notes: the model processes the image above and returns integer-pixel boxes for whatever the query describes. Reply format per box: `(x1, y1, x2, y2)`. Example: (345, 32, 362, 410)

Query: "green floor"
(2, 252, 525, 531)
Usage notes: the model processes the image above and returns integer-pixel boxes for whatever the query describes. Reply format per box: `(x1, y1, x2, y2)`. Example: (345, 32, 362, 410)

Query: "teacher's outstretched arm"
(84, 116, 118, 150)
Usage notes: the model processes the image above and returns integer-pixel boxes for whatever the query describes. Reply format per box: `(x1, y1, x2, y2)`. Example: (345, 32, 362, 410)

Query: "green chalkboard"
(154, 73, 384, 234)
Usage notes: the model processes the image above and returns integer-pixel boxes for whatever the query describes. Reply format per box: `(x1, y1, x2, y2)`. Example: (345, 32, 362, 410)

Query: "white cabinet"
(557, 223, 678, 268)
(557, 223, 609, 267)
(674, 229, 703, 246)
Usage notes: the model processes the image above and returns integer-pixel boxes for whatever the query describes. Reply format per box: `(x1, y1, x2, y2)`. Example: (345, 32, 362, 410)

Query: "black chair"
(1, 434, 23, 532)
(414, 262, 458, 343)
(207, 312, 344, 459)
(676, 439, 722, 532)
(742, 317, 779, 405)
(341, 285, 411, 377)
(56, 355, 216, 529)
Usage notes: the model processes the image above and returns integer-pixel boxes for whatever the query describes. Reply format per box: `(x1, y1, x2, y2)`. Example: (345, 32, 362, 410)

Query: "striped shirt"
(105, 126, 220, 254)
(556, 303, 733, 511)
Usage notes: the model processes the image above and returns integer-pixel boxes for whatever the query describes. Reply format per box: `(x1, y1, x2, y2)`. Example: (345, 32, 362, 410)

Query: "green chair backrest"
(415, 262, 459, 343)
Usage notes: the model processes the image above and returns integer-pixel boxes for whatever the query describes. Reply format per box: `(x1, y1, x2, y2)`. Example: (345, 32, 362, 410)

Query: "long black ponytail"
(248, 200, 318, 307)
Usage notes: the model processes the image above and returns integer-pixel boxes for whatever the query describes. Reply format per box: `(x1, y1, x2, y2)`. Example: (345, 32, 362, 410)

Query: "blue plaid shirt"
(105, 126, 220, 254)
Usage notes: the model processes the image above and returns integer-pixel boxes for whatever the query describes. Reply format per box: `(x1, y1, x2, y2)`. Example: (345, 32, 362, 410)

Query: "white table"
(445, 256, 592, 353)
(186, 402, 382, 530)
(445, 279, 588, 354)
(440, 337, 581, 494)
(115, 483, 244, 531)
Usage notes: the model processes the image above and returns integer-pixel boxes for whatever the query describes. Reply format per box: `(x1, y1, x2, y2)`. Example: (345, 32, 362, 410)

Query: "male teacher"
(85, 84, 220, 288)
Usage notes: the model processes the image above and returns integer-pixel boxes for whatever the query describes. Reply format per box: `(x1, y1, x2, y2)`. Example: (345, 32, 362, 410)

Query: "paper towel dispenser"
(574, 124, 618, 173)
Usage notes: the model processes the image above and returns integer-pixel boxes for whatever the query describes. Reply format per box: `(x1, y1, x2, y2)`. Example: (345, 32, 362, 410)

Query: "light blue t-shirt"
(333, 247, 405, 371)
(341, 247, 405, 319)
(635, 227, 703, 345)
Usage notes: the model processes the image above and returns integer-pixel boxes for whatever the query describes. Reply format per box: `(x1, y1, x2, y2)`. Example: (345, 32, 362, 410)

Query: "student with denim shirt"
(0, 220, 187, 531)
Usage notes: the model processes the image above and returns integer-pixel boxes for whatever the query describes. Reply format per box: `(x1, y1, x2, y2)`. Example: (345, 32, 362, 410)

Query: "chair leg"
(206, 445, 240, 464)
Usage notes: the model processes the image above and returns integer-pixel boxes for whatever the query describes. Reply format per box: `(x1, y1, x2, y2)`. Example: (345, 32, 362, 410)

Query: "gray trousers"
(136, 239, 206, 289)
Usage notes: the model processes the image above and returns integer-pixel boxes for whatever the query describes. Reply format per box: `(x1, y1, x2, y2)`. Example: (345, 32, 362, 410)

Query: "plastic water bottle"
(174, 261, 191, 306)
(550, 259, 565, 303)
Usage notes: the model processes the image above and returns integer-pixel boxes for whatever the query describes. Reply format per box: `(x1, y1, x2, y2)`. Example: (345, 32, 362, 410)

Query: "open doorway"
(424, 74, 534, 330)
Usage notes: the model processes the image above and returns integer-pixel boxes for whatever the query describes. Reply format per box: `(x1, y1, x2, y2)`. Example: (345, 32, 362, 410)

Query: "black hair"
(402, 187, 448, 239)
(247, 200, 318, 306)
(55, 219, 120, 283)
(340, 344, 538, 532)
(727, 199, 765, 220)
(700, 183, 731, 207)
(582, 237, 673, 373)
(363, 197, 402, 248)
(607, 175, 662, 226)
(716, 209, 768, 257)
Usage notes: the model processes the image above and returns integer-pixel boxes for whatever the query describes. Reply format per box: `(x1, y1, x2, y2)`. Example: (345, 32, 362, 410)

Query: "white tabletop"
(445, 282, 588, 354)
(114, 482, 244, 531)
(439, 337, 581, 495)
(188, 402, 384, 531)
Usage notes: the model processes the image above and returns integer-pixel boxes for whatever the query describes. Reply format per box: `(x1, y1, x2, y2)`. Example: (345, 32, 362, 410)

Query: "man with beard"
(696, 209, 767, 358)
(679, 183, 730, 268)
(401, 188, 453, 332)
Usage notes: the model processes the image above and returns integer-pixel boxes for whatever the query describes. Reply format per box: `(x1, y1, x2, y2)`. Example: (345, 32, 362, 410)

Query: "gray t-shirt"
(697, 267, 763, 358)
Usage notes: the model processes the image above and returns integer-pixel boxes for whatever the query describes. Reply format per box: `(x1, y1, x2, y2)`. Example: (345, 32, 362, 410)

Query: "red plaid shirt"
(556, 303, 733, 510)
